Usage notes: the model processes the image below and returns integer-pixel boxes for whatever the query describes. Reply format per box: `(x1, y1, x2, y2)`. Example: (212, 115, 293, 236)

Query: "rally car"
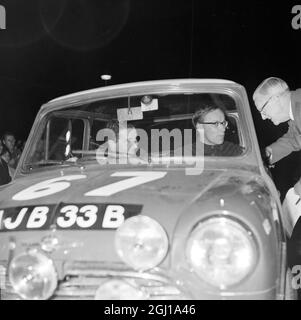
(0, 79, 295, 299)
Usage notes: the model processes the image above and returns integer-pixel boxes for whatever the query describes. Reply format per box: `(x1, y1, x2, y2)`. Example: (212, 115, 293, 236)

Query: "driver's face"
(198, 109, 226, 145)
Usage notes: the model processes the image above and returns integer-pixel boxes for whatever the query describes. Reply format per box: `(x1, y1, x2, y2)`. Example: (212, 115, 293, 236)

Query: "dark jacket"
(202, 141, 243, 156)
(269, 89, 301, 164)
(0, 158, 11, 186)
(188, 140, 243, 157)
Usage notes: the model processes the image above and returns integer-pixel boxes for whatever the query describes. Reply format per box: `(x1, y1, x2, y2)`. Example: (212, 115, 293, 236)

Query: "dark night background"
(0, 0, 300, 198)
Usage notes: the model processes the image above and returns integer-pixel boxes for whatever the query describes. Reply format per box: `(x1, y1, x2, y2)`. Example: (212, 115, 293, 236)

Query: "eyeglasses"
(199, 120, 228, 128)
(259, 95, 276, 114)
(259, 90, 287, 114)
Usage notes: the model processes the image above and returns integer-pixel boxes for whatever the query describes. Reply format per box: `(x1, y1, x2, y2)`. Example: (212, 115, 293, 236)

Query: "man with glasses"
(253, 77, 301, 274)
(191, 105, 242, 156)
(253, 77, 301, 220)
(253, 77, 301, 164)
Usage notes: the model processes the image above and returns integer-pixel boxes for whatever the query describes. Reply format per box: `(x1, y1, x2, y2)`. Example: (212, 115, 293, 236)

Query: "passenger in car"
(108, 120, 138, 156)
(191, 105, 243, 156)
(96, 120, 142, 162)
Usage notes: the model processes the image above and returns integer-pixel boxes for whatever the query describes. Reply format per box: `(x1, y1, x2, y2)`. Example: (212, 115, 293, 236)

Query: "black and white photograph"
(0, 0, 301, 303)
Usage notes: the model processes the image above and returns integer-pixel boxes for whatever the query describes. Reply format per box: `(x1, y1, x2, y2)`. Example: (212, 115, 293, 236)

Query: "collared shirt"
(289, 98, 294, 121)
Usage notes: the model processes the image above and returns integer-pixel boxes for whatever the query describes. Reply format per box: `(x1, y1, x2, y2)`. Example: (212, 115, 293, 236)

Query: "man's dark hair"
(2, 131, 16, 141)
(192, 105, 226, 128)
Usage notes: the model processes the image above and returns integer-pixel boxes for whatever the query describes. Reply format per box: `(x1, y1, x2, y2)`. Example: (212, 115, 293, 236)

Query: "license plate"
(0, 203, 142, 231)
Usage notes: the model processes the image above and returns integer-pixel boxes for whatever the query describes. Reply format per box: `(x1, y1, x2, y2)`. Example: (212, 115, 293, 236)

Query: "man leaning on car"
(253, 77, 301, 270)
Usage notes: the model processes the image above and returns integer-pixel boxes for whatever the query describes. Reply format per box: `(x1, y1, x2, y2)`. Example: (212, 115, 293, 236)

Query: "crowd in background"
(0, 132, 24, 186)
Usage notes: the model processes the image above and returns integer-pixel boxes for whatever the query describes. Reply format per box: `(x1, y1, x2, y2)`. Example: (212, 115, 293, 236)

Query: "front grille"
(0, 260, 188, 300)
(0, 262, 20, 300)
(53, 261, 188, 300)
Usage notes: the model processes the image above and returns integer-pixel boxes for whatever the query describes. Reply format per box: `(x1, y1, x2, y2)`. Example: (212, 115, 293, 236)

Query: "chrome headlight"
(115, 215, 169, 271)
(186, 217, 257, 289)
(8, 251, 57, 300)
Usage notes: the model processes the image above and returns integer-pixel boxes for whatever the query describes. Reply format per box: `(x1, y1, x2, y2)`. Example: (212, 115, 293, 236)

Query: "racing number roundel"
(12, 172, 167, 200)
(12, 175, 87, 201)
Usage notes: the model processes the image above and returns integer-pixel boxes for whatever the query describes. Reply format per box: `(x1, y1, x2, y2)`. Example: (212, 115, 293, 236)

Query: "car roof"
(43, 78, 240, 110)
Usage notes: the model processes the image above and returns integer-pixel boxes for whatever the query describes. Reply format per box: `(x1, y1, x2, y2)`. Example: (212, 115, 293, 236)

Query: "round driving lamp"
(95, 279, 148, 300)
(9, 251, 57, 300)
(186, 216, 257, 289)
(115, 215, 169, 271)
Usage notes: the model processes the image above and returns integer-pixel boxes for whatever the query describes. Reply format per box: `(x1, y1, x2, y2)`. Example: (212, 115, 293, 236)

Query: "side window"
(27, 130, 46, 163)
(224, 114, 239, 145)
(47, 118, 85, 160)
(225, 113, 242, 146)
(90, 120, 108, 150)
(24, 117, 85, 163)
(70, 119, 84, 151)
(48, 118, 70, 160)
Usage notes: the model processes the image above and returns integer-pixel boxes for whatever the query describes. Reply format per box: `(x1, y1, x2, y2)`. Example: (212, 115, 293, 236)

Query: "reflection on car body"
(0, 79, 296, 299)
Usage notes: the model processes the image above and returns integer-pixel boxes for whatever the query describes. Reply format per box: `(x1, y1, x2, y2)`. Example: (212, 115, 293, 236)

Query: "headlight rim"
(8, 249, 58, 300)
(185, 213, 259, 289)
(115, 215, 169, 272)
